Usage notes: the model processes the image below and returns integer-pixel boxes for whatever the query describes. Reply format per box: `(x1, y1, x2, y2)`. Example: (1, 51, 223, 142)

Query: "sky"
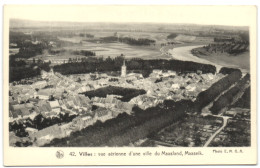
(5, 5, 256, 26)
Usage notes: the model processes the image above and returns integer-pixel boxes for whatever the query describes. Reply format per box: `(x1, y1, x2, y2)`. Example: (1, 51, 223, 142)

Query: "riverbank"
(168, 45, 222, 72)
(168, 45, 249, 73)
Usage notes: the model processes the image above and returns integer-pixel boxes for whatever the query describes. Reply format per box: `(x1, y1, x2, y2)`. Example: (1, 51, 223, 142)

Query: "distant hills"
(10, 19, 249, 32)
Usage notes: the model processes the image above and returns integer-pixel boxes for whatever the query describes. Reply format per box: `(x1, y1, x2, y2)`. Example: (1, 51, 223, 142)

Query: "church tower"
(121, 59, 126, 77)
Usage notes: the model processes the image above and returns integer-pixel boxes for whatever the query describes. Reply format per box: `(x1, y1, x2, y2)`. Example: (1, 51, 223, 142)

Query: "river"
(168, 45, 251, 73)
(168, 45, 222, 72)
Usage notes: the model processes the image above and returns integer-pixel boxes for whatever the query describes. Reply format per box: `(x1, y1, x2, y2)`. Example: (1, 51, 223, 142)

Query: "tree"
(77, 77, 81, 83)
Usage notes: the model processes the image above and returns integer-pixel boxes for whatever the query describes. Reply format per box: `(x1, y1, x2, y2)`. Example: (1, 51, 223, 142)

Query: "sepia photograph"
(3, 4, 257, 166)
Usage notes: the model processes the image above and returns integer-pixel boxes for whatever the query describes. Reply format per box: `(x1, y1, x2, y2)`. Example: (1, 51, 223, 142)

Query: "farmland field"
(60, 39, 166, 59)
(56, 32, 214, 60)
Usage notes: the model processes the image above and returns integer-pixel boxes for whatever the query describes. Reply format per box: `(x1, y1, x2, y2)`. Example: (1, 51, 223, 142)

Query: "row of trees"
(195, 70, 242, 113)
(210, 74, 250, 115)
(101, 36, 156, 46)
(219, 67, 241, 75)
(44, 99, 191, 147)
(214, 37, 235, 42)
(105, 100, 191, 147)
(71, 50, 96, 57)
(48, 48, 95, 57)
(232, 86, 251, 109)
(119, 37, 156, 46)
(53, 56, 216, 76)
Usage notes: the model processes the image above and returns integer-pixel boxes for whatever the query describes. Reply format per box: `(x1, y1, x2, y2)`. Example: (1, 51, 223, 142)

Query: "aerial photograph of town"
(8, 15, 251, 147)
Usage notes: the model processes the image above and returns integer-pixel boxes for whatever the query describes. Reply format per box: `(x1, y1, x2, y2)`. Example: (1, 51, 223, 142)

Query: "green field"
(31, 32, 215, 63)
(59, 38, 165, 60)
(56, 32, 214, 60)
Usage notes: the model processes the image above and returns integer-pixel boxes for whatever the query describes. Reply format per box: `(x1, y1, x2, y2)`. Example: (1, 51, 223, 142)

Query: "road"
(203, 116, 230, 147)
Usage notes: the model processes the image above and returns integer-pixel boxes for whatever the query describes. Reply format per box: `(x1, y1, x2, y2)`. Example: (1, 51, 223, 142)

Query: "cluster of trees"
(48, 48, 95, 57)
(206, 42, 249, 55)
(239, 32, 250, 42)
(219, 67, 241, 75)
(101, 36, 156, 46)
(10, 66, 40, 83)
(214, 37, 235, 42)
(167, 33, 178, 39)
(9, 31, 31, 46)
(195, 70, 242, 113)
(9, 113, 78, 137)
(53, 56, 216, 77)
(108, 78, 119, 82)
(210, 120, 250, 147)
(160, 41, 179, 47)
(31, 31, 58, 42)
(9, 58, 51, 82)
(15, 141, 33, 147)
(79, 33, 94, 38)
(48, 48, 66, 55)
(119, 37, 155, 46)
(101, 36, 118, 42)
(210, 74, 250, 115)
(83, 86, 146, 102)
(10, 31, 57, 59)
(44, 99, 192, 147)
(71, 50, 96, 57)
(13, 42, 47, 59)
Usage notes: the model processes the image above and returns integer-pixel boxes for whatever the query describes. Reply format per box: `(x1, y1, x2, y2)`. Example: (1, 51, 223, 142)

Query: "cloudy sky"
(5, 5, 256, 26)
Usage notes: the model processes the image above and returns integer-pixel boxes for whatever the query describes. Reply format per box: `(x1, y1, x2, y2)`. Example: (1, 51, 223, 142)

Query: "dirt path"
(203, 116, 230, 147)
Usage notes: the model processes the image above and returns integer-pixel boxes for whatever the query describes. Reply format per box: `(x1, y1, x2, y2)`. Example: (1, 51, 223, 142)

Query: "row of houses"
(9, 93, 93, 121)
(26, 106, 120, 146)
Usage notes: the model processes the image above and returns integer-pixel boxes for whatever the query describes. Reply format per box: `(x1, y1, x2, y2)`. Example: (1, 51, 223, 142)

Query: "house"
(121, 102, 133, 114)
(10, 104, 25, 111)
(32, 124, 61, 143)
(72, 115, 95, 130)
(72, 96, 82, 106)
(171, 83, 180, 90)
(94, 108, 113, 122)
(78, 95, 91, 105)
(153, 69, 163, 74)
(111, 109, 124, 117)
(48, 100, 61, 113)
(38, 102, 51, 113)
(32, 81, 47, 89)
(186, 84, 196, 92)
(53, 89, 64, 99)
(28, 112, 38, 120)
(20, 108, 30, 117)
(37, 91, 50, 100)
(25, 127, 38, 137)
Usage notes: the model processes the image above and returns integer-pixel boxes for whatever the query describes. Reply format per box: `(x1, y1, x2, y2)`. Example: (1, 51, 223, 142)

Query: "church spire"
(121, 58, 127, 77)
